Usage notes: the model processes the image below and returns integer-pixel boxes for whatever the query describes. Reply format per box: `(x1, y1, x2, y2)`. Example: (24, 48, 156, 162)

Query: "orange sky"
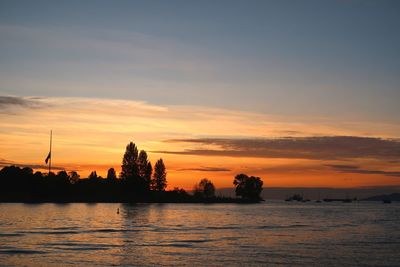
(1, 96, 400, 190)
(1, 1, 400, 192)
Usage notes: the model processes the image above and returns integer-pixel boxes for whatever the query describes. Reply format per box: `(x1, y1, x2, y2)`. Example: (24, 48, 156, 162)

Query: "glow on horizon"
(1, 1, 400, 190)
(1, 96, 399, 190)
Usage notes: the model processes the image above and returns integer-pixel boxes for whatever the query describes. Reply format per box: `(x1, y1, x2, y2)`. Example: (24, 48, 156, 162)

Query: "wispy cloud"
(327, 164, 400, 177)
(1, 95, 400, 186)
(176, 166, 231, 172)
(0, 24, 215, 75)
(157, 136, 400, 161)
(0, 158, 65, 171)
(0, 96, 45, 111)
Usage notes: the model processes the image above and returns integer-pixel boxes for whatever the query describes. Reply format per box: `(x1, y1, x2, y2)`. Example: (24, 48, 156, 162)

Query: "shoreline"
(0, 198, 263, 204)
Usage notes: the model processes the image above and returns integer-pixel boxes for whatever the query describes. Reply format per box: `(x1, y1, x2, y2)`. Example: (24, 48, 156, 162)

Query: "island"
(0, 142, 263, 203)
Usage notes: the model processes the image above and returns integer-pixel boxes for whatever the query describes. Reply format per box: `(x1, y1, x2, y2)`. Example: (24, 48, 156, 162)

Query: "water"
(0, 202, 399, 266)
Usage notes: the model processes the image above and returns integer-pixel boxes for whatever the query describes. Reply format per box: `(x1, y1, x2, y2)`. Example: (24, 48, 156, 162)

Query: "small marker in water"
(117, 208, 119, 214)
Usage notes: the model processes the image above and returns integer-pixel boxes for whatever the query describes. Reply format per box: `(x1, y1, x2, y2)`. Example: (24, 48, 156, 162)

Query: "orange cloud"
(1, 96, 400, 190)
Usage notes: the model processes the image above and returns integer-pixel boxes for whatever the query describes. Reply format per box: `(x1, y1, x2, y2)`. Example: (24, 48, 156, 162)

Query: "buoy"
(117, 208, 120, 214)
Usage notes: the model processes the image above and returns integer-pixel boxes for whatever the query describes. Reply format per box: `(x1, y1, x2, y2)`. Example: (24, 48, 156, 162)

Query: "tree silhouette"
(145, 162, 152, 190)
(138, 150, 151, 190)
(106, 168, 117, 180)
(89, 171, 98, 180)
(152, 158, 167, 191)
(22, 167, 34, 176)
(194, 178, 215, 198)
(57, 170, 70, 181)
(137, 150, 148, 177)
(120, 142, 139, 180)
(1, 165, 260, 203)
(233, 174, 263, 201)
(69, 171, 80, 184)
(0, 140, 262, 203)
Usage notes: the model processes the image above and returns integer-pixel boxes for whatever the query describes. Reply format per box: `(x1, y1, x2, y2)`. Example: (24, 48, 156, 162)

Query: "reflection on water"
(0, 202, 399, 266)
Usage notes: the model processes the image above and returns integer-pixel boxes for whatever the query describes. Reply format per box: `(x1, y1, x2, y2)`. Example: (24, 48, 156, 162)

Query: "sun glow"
(1, 96, 400, 190)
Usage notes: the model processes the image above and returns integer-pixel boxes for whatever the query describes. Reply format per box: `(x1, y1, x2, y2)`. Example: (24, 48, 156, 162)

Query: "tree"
(68, 171, 80, 184)
(233, 174, 263, 201)
(106, 168, 117, 180)
(137, 150, 148, 178)
(144, 162, 152, 190)
(120, 142, 139, 180)
(152, 158, 167, 191)
(57, 170, 70, 181)
(194, 178, 215, 198)
(137, 150, 151, 190)
(173, 187, 187, 195)
(89, 171, 98, 180)
(22, 167, 33, 176)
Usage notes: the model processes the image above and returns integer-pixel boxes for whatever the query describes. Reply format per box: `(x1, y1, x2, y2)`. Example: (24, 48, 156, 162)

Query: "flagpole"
(49, 130, 52, 175)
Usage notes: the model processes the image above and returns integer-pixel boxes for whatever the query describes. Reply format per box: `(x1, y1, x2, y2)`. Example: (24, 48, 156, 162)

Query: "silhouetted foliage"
(145, 162, 152, 188)
(120, 142, 139, 180)
(137, 150, 148, 177)
(89, 171, 98, 180)
(152, 159, 167, 191)
(106, 168, 117, 180)
(22, 167, 33, 176)
(138, 150, 152, 190)
(57, 170, 69, 181)
(69, 171, 80, 184)
(120, 142, 149, 193)
(0, 141, 262, 203)
(194, 178, 215, 198)
(173, 187, 187, 195)
(233, 174, 263, 201)
(0, 165, 257, 203)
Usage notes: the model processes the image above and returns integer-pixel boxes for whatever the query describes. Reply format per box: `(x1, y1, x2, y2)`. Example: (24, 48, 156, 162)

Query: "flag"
(45, 152, 51, 164)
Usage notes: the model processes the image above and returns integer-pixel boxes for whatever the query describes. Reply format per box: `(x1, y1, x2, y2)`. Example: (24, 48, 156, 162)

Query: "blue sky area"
(1, 0, 399, 121)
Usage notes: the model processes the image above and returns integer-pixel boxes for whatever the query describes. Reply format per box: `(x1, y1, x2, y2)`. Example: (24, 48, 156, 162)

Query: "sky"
(1, 0, 400, 190)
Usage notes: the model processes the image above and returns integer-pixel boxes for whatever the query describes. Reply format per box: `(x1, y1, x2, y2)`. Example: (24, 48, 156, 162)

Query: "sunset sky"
(1, 0, 400, 190)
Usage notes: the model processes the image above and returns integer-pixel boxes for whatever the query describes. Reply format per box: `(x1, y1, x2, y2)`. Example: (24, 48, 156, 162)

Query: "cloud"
(176, 166, 231, 172)
(0, 159, 13, 165)
(157, 136, 400, 161)
(0, 96, 45, 110)
(328, 164, 400, 177)
(326, 164, 359, 170)
(0, 159, 65, 171)
(0, 24, 214, 75)
(1, 95, 400, 182)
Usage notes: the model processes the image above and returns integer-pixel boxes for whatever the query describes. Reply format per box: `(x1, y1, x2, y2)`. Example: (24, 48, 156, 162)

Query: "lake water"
(0, 202, 399, 266)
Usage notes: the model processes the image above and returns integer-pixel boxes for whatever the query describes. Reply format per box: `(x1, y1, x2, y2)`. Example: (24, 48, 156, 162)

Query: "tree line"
(0, 141, 263, 203)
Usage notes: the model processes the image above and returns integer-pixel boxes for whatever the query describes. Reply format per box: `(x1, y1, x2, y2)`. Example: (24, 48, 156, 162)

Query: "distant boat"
(316, 200, 322, 203)
(285, 194, 303, 202)
(383, 199, 392, 204)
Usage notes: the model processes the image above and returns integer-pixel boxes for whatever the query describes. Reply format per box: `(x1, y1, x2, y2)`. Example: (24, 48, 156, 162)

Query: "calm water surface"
(0, 202, 399, 266)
